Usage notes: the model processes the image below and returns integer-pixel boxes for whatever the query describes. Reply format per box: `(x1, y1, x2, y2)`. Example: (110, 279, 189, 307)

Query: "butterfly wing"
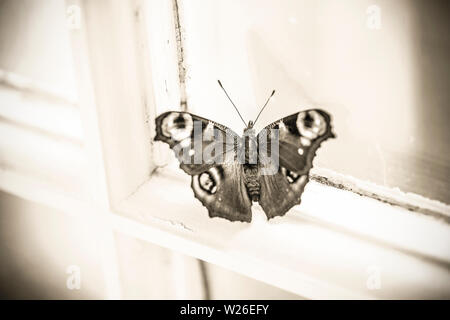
(155, 111, 252, 222)
(257, 109, 335, 219)
(191, 163, 252, 222)
(259, 168, 310, 219)
(155, 111, 239, 175)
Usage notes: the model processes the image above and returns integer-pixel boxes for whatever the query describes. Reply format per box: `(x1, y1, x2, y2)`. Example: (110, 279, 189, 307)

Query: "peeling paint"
(311, 169, 450, 224)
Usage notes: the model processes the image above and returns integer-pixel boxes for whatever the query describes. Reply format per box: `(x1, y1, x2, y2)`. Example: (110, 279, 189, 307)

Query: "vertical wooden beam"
(70, 0, 155, 208)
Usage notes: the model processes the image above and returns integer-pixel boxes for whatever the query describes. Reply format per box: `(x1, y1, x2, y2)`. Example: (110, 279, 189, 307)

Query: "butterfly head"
(244, 120, 256, 136)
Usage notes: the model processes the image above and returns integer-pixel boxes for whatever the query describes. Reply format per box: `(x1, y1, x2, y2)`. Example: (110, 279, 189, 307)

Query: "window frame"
(71, 0, 450, 299)
(0, 0, 448, 299)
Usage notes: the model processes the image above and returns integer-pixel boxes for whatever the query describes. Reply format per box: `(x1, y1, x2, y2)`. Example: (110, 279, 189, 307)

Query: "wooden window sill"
(113, 164, 450, 299)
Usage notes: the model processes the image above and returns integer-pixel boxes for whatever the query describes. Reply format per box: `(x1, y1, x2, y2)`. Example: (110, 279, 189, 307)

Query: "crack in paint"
(311, 174, 450, 224)
(172, 0, 187, 111)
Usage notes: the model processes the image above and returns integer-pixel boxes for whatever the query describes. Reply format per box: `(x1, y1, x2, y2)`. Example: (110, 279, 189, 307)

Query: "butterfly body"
(155, 109, 335, 222)
(243, 164, 260, 202)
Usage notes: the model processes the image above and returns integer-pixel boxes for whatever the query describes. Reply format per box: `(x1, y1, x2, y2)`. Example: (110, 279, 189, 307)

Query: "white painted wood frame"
(0, 0, 448, 299)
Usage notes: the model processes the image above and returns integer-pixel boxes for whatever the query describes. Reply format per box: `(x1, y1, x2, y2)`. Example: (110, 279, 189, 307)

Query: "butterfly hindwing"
(191, 163, 252, 222)
(259, 169, 310, 219)
(257, 109, 335, 219)
(155, 111, 251, 221)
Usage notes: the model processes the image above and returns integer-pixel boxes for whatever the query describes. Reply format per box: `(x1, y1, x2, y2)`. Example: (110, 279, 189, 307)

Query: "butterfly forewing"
(155, 111, 239, 175)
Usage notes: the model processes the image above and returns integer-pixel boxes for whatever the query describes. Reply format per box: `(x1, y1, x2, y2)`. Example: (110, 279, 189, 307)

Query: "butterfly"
(154, 81, 335, 222)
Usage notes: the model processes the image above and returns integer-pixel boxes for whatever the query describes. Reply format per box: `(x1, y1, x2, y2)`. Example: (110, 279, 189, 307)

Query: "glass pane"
(179, 0, 450, 204)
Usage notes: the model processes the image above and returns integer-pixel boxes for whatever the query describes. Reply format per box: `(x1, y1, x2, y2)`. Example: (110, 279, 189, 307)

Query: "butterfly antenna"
(217, 80, 247, 126)
(253, 89, 276, 125)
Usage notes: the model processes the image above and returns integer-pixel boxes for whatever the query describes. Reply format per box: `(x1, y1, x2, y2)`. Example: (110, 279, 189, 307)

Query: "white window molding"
(0, 71, 82, 142)
(115, 163, 450, 299)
